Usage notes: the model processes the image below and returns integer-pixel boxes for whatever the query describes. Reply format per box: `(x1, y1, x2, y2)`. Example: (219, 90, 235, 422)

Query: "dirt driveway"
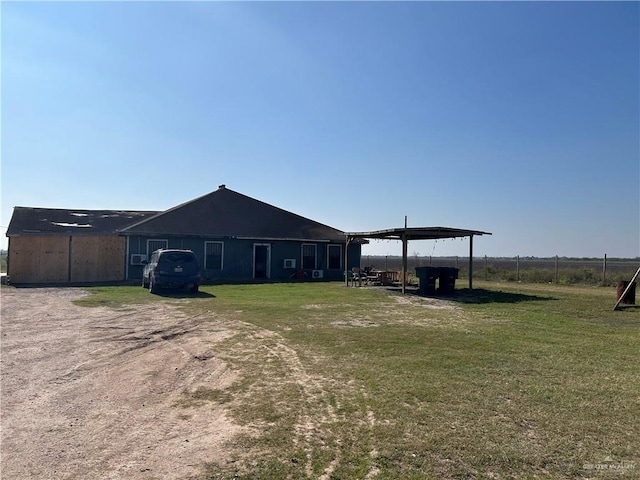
(1, 287, 241, 480)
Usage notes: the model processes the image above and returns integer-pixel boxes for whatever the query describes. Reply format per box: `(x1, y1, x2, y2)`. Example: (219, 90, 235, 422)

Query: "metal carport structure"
(345, 226, 492, 294)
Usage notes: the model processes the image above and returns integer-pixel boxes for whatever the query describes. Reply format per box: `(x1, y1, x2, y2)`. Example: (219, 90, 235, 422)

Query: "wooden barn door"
(70, 235, 126, 282)
(8, 236, 69, 283)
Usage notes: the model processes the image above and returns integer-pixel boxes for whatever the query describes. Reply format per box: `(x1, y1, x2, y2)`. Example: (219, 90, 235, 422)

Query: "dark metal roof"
(6, 207, 159, 236)
(120, 186, 346, 242)
(346, 227, 492, 241)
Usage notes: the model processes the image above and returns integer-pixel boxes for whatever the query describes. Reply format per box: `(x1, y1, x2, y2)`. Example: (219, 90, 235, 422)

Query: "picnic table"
(365, 269, 399, 285)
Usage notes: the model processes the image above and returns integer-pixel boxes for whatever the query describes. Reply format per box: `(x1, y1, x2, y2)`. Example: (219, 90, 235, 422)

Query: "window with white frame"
(327, 244, 342, 270)
(147, 239, 168, 257)
(205, 241, 223, 270)
(302, 244, 317, 269)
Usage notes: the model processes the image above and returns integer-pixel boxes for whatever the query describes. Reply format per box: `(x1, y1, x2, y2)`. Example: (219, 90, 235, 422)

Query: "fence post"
(603, 253, 607, 285)
(555, 255, 559, 284)
(516, 255, 520, 282)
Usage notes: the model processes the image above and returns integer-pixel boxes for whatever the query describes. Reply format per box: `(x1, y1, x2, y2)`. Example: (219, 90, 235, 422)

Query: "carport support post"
(344, 236, 350, 287)
(468, 235, 474, 290)
(402, 233, 408, 294)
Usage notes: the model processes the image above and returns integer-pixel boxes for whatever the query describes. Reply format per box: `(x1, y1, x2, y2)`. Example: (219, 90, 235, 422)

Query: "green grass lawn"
(77, 281, 640, 479)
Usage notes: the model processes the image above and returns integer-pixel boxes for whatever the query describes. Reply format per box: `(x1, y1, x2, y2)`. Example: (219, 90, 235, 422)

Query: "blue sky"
(2, 1, 639, 258)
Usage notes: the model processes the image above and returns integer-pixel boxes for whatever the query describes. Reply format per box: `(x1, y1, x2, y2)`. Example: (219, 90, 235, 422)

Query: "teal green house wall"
(122, 186, 361, 284)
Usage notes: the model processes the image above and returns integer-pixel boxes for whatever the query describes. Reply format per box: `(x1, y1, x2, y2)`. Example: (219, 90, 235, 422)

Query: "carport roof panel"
(346, 227, 492, 241)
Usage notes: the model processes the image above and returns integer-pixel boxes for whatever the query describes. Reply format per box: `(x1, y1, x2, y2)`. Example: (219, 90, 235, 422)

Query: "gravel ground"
(1, 287, 241, 480)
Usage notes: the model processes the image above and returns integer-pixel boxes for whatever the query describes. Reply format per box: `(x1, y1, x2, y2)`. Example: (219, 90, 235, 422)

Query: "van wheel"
(142, 276, 149, 289)
(149, 278, 158, 294)
(190, 284, 199, 294)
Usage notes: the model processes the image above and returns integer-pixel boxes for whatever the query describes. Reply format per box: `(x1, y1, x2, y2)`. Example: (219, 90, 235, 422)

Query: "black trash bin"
(438, 267, 459, 295)
(415, 267, 438, 296)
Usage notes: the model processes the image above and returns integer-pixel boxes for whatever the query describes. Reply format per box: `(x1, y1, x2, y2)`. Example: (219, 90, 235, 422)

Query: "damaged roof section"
(6, 207, 160, 236)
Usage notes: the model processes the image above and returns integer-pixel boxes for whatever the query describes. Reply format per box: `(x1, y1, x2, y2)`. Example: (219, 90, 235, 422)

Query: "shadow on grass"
(151, 290, 216, 299)
(614, 304, 640, 311)
(387, 287, 558, 303)
(450, 288, 556, 304)
(391, 287, 556, 304)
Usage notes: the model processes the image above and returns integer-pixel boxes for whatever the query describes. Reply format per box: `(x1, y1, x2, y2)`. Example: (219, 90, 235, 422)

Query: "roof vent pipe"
(218, 184, 226, 189)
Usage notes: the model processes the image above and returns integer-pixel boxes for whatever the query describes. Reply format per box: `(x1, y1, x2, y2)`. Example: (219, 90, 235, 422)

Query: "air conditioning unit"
(130, 254, 147, 266)
(283, 259, 296, 269)
(312, 269, 324, 279)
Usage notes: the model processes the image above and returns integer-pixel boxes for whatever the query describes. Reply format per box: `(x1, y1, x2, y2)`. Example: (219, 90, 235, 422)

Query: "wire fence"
(361, 255, 639, 287)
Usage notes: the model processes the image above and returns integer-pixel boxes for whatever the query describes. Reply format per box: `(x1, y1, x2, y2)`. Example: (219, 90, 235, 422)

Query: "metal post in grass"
(468, 235, 474, 290)
(516, 255, 520, 282)
(603, 253, 607, 285)
(555, 255, 559, 284)
(485, 255, 488, 281)
(401, 233, 408, 294)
